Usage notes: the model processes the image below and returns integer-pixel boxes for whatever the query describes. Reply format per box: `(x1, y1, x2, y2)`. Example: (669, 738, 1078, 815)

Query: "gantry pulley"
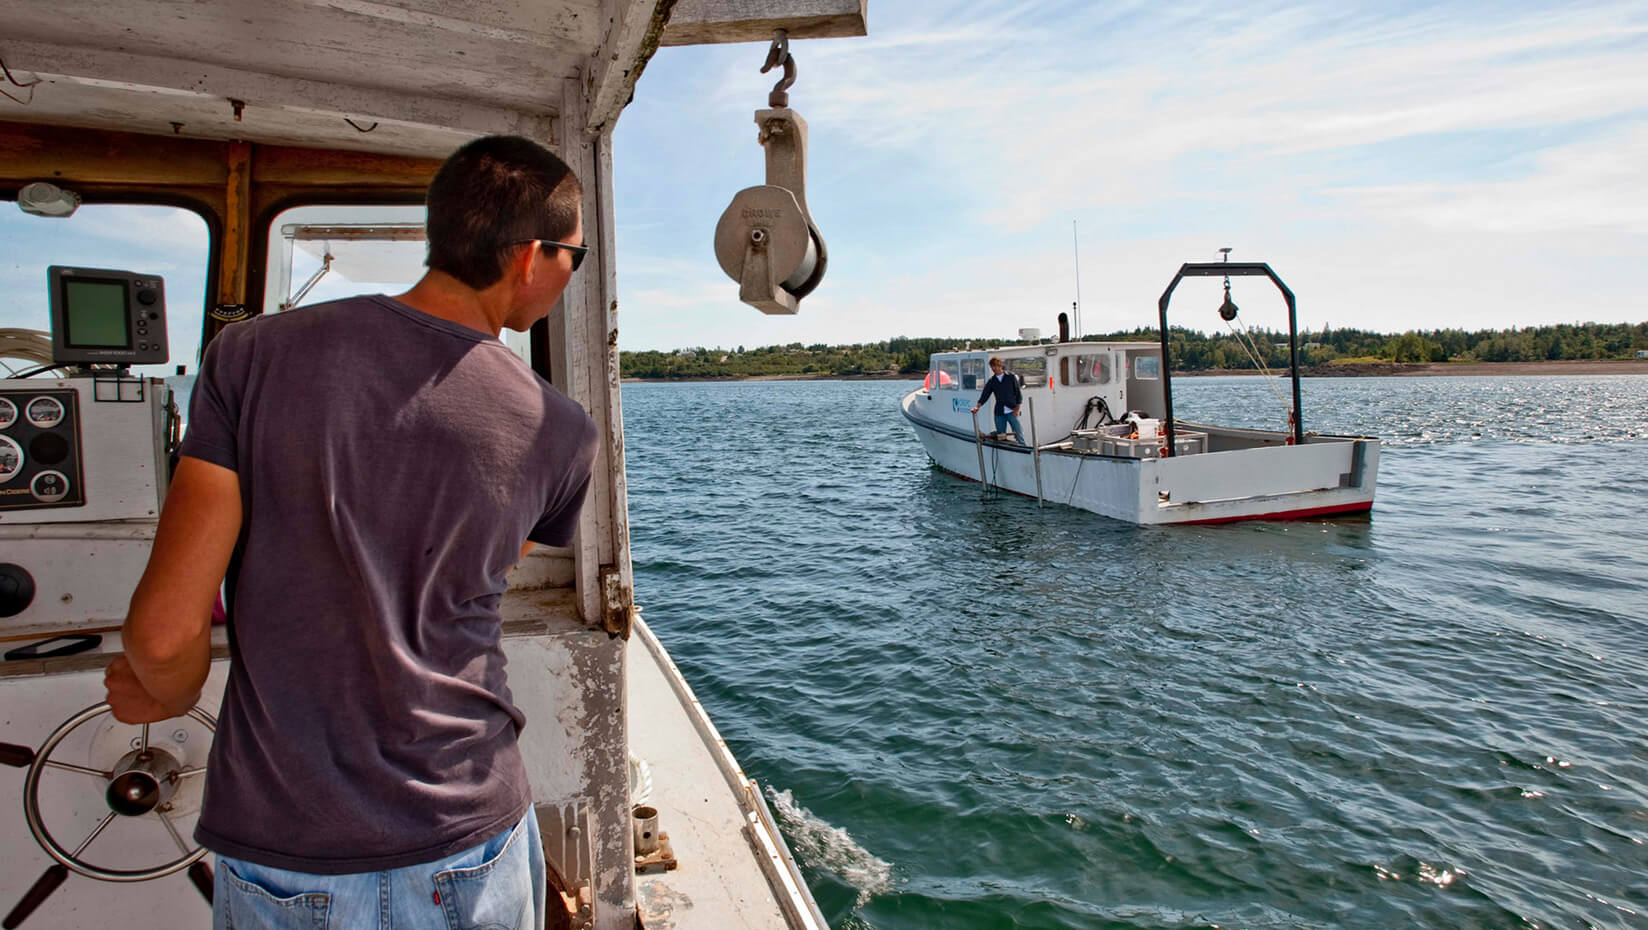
(714, 30, 828, 314)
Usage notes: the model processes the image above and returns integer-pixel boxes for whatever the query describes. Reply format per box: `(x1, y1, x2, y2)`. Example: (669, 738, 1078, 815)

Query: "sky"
(610, 0, 1648, 350)
(2, 1, 1644, 368)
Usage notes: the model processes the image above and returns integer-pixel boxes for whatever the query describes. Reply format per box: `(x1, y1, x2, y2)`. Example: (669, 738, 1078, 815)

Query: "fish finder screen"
(63, 279, 132, 347)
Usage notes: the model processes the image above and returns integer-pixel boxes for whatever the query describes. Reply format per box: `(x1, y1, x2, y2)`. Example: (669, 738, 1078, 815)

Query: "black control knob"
(137, 288, 158, 306)
(0, 564, 35, 618)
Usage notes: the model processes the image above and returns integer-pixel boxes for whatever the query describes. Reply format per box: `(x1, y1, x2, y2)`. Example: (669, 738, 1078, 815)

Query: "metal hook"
(760, 29, 796, 108)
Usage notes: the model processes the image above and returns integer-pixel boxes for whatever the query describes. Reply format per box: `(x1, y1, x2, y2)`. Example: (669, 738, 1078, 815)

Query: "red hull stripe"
(1176, 501, 1372, 524)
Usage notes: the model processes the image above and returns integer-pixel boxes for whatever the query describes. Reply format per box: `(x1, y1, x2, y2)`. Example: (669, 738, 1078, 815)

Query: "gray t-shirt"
(180, 294, 597, 873)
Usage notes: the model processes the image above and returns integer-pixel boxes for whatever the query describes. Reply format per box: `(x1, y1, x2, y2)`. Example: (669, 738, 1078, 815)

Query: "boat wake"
(768, 787, 893, 906)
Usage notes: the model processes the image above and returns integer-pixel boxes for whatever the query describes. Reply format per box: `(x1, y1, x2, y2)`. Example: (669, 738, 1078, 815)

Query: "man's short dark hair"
(425, 135, 583, 290)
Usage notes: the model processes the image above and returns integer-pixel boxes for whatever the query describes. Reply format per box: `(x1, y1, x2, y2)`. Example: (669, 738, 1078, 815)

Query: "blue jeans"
(212, 808, 545, 930)
(994, 411, 1023, 440)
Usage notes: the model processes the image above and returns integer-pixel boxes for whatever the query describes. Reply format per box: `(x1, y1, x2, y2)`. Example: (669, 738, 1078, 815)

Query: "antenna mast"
(1072, 220, 1083, 339)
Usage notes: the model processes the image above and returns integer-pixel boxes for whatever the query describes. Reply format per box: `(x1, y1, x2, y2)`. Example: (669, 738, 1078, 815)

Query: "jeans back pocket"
(219, 861, 331, 930)
(431, 818, 535, 930)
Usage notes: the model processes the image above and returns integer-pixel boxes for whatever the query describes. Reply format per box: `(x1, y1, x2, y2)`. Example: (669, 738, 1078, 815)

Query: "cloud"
(786, 1, 1648, 231)
(1327, 121, 1648, 235)
(613, 0, 1648, 348)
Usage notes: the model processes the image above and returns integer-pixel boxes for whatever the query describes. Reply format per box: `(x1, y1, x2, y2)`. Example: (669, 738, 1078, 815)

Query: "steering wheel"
(1, 703, 217, 928)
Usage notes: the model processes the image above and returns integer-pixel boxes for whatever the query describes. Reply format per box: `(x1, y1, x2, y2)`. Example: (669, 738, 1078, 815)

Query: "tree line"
(619, 322, 1648, 379)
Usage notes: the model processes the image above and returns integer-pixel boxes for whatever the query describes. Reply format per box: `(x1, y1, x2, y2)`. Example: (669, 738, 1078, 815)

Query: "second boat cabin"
(920, 341, 1168, 445)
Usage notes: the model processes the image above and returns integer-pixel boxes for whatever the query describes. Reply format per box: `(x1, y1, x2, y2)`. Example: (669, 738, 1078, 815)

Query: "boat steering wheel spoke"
(40, 759, 112, 779)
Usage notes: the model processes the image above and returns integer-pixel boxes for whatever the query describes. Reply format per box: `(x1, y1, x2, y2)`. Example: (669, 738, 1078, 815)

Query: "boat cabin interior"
(0, 2, 868, 928)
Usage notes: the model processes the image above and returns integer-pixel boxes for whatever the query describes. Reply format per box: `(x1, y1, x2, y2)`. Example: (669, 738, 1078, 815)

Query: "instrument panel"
(0, 389, 86, 511)
(0, 377, 169, 633)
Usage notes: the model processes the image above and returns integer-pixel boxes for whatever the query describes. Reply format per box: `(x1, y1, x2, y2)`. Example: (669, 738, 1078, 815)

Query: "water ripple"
(624, 375, 1648, 929)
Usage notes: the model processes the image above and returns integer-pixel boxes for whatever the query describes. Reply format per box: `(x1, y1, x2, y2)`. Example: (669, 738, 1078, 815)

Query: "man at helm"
(104, 135, 596, 929)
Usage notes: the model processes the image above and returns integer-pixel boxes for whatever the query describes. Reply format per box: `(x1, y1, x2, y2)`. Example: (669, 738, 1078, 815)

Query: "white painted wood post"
(1029, 396, 1043, 507)
(971, 408, 989, 490)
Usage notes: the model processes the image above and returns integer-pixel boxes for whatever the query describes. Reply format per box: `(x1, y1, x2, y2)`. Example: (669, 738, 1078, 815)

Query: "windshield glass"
(1006, 355, 1047, 388)
(263, 205, 427, 312)
(0, 203, 210, 378)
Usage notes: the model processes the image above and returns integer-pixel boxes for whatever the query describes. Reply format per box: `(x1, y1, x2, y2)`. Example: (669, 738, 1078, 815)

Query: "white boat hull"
(902, 391, 1378, 525)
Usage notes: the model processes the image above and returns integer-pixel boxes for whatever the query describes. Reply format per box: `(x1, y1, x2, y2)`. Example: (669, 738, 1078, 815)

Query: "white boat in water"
(901, 262, 1379, 525)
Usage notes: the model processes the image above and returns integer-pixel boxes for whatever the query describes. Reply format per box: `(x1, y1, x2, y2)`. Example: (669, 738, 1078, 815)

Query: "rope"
(1224, 318, 1292, 424)
(0, 328, 54, 376)
(1065, 450, 1088, 504)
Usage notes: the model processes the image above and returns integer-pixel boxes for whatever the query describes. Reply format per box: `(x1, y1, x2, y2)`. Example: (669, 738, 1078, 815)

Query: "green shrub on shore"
(620, 322, 1648, 379)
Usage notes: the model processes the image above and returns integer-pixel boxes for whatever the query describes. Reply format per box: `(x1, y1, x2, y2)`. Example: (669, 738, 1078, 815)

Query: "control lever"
(187, 861, 214, 903)
(2, 865, 67, 929)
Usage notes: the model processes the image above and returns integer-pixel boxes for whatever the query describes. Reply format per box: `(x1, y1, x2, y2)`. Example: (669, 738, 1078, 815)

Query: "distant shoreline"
(621, 359, 1648, 383)
(1196, 359, 1648, 377)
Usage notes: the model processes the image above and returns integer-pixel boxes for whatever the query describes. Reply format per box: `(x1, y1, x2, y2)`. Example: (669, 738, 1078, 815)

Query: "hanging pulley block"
(714, 35, 828, 315)
(714, 182, 818, 315)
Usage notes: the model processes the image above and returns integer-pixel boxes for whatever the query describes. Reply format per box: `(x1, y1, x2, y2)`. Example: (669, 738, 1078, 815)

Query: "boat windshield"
(0, 201, 211, 378)
(1006, 355, 1047, 388)
(936, 359, 961, 389)
(264, 205, 427, 313)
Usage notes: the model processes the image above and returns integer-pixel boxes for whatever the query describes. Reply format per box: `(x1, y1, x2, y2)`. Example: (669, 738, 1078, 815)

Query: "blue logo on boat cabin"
(953, 398, 970, 413)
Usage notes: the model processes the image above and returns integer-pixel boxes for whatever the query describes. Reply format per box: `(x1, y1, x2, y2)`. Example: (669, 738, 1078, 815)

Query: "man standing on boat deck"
(973, 356, 1025, 442)
(101, 135, 597, 930)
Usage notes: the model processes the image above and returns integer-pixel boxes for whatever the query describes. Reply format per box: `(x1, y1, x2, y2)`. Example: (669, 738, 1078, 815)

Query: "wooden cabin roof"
(0, 0, 867, 155)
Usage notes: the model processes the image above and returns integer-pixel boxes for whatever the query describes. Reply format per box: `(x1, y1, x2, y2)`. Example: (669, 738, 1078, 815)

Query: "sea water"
(622, 375, 1648, 930)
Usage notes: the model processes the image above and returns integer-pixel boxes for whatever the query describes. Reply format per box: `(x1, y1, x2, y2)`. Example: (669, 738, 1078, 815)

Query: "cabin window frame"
(1005, 355, 1047, 388)
(1075, 354, 1110, 384)
(248, 192, 428, 319)
(1133, 355, 1161, 380)
(937, 359, 962, 390)
(959, 356, 986, 391)
(257, 201, 429, 315)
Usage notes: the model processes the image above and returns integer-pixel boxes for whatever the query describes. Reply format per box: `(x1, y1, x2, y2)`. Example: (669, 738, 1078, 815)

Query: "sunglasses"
(515, 238, 588, 272)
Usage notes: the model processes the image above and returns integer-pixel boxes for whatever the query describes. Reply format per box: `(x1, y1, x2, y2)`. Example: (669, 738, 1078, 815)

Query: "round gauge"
(31, 469, 69, 503)
(0, 435, 22, 483)
(25, 395, 65, 428)
(0, 396, 17, 429)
